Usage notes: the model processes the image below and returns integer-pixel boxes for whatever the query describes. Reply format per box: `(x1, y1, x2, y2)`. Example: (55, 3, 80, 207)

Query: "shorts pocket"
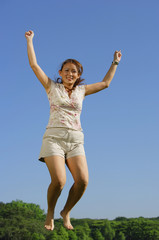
(70, 131, 84, 143)
(43, 128, 68, 140)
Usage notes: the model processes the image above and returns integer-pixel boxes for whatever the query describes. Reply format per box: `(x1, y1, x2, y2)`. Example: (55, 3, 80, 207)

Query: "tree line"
(0, 200, 159, 240)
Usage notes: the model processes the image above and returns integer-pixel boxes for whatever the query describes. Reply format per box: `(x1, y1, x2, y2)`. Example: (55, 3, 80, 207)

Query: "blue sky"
(0, 0, 159, 220)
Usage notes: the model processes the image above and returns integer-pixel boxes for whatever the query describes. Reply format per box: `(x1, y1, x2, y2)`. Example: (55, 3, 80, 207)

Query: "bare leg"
(44, 156, 66, 231)
(60, 155, 89, 230)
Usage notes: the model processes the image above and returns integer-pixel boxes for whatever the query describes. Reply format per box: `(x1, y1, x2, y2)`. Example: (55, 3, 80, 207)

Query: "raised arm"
(85, 50, 122, 96)
(25, 30, 51, 93)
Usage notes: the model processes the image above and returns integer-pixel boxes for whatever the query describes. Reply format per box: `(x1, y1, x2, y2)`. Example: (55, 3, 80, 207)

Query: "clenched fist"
(114, 50, 122, 63)
(25, 30, 34, 41)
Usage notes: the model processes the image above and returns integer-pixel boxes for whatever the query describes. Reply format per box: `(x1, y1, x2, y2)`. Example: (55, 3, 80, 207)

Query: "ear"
(78, 72, 81, 78)
(59, 70, 62, 77)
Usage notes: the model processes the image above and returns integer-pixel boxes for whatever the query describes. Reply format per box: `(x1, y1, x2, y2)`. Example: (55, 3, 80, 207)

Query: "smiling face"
(59, 63, 80, 88)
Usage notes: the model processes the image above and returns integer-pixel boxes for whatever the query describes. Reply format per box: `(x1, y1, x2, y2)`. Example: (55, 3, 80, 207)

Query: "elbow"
(30, 63, 38, 70)
(29, 59, 38, 69)
(104, 82, 109, 89)
(102, 81, 109, 89)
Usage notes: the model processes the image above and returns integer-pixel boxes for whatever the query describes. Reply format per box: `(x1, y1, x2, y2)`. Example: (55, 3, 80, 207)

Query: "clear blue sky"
(0, 0, 159, 220)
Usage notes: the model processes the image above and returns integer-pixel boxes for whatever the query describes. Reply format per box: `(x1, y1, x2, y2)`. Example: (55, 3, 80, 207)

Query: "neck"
(63, 83, 74, 90)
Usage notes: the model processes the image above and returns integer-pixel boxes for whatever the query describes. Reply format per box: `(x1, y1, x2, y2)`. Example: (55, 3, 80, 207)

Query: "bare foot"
(45, 212, 54, 231)
(60, 210, 74, 230)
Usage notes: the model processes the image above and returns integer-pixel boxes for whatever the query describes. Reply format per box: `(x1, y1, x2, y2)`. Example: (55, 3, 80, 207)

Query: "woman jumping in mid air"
(25, 30, 122, 231)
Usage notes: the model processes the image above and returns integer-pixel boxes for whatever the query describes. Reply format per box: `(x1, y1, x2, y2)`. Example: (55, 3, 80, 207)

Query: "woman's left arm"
(85, 50, 122, 96)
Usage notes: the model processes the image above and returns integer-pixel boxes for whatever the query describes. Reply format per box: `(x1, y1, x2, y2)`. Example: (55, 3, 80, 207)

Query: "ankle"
(47, 209, 54, 216)
(61, 209, 70, 217)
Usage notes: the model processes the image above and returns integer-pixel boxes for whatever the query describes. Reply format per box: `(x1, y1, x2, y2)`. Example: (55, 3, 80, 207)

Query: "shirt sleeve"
(50, 79, 56, 88)
(47, 80, 56, 96)
(79, 85, 86, 99)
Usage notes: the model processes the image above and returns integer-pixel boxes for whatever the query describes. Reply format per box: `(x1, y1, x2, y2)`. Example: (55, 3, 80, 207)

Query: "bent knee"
(53, 178, 66, 190)
(76, 178, 89, 188)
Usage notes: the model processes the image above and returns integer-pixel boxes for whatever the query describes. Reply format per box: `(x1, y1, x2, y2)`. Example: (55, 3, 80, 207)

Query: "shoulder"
(76, 84, 86, 98)
(46, 79, 57, 94)
(77, 84, 85, 91)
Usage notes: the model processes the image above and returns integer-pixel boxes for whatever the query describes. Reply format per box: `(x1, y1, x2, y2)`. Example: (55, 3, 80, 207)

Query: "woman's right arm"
(25, 30, 51, 93)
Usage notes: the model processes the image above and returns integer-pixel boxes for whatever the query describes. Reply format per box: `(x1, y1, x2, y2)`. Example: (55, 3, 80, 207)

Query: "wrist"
(27, 38, 33, 43)
(112, 60, 119, 65)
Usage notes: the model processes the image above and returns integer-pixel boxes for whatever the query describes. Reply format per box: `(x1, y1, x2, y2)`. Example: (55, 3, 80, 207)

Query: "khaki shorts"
(39, 127, 85, 162)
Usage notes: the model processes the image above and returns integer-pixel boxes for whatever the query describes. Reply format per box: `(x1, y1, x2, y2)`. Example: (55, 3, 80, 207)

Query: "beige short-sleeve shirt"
(46, 80, 85, 131)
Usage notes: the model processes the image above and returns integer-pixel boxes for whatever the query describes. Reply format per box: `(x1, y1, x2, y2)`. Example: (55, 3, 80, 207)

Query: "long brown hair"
(56, 59, 85, 87)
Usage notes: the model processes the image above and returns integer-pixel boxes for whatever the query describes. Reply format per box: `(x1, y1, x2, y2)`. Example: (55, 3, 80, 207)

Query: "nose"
(68, 70, 73, 76)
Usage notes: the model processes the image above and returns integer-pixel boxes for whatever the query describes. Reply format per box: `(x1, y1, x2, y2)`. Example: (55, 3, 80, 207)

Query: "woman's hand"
(114, 50, 122, 63)
(25, 30, 34, 41)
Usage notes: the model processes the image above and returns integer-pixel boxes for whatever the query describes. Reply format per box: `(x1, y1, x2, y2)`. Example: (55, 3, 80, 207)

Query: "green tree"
(68, 230, 78, 240)
(57, 226, 69, 240)
(101, 220, 115, 240)
(46, 230, 58, 240)
(75, 225, 88, 240)
(83, 222, 91, 236)
(116, 231, 126, 240)
(92, 229, 104, 240)
(32, 232, 45, 240)
(115, 217, 128, 221)
(151, 230, 159, 240)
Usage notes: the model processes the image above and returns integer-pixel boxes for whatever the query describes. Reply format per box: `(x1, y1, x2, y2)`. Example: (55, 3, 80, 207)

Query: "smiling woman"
(57, 59, 85, 90)
(25, 29, 122, 231)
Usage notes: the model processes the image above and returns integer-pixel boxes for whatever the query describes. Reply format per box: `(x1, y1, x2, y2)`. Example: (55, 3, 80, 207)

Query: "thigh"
(45, 156, 66, 183)
(66, 156, 89, 183)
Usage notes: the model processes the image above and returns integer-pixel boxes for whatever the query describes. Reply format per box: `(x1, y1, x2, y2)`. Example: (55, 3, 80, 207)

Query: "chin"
(68, 80, 75, 85)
